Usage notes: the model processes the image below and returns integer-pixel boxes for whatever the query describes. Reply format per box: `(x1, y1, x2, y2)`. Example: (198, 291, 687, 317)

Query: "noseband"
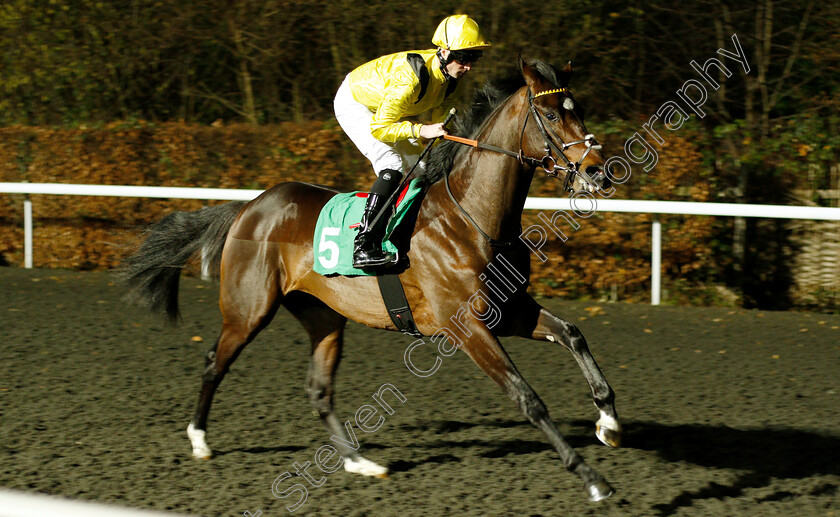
(522, 87, 603, 192)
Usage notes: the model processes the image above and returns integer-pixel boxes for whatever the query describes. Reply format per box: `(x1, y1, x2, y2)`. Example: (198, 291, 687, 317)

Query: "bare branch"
(768, 1, 814, 110)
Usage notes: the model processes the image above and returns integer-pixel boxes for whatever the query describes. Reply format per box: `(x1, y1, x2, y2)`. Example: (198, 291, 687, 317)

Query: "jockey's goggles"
(450, 49, 483, 65)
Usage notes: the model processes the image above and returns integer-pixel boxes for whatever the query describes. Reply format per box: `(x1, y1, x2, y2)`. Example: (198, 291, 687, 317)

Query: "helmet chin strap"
(436, 49, 454, 80)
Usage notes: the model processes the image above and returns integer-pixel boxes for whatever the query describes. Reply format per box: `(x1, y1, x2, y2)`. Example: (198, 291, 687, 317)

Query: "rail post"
(651, 216, 661, 305)
(24, 195, 33, 269)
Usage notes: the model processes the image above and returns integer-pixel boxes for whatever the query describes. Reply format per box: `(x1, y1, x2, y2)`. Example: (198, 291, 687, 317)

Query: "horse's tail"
(118, 201, 246, 322)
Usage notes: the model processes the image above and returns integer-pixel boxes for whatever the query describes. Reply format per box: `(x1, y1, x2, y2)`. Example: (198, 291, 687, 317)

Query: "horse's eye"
(545, 111, 558, 121)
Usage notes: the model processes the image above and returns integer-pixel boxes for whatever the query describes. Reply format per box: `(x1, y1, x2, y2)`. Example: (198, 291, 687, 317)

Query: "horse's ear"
(520, 56, 544, 90)
(559, 61, 573, 87)
(517, 55, 528, 74)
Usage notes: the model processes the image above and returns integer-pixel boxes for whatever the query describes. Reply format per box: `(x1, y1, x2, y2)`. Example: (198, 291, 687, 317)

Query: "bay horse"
(120, 57, 621, 501)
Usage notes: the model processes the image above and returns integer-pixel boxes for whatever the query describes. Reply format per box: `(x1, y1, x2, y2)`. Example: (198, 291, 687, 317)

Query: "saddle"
(312, 179, 424, 276)
(312, 180, 425, 336)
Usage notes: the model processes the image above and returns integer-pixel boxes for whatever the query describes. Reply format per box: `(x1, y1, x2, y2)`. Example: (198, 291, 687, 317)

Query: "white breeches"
(334, 76, 423, 177)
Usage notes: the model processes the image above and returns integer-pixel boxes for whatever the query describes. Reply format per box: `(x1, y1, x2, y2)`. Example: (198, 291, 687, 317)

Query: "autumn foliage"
(525, 127, 714, 302)
(0, 121, 359, 267)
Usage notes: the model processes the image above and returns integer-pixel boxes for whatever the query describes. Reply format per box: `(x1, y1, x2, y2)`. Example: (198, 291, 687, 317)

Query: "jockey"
(334, 14, 491, 269)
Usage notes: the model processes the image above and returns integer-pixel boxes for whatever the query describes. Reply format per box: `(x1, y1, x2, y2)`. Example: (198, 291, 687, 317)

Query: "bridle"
(522, 87, 603, 192)
(444, 86, 604, 193)
(442, 85, 605, 247)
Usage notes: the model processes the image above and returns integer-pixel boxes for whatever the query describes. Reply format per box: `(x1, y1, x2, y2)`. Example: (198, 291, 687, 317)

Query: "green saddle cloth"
(312, 179, 424, 276)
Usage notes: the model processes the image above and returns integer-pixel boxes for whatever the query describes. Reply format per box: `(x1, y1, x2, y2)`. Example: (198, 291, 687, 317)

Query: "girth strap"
(377, 274, 423, 337)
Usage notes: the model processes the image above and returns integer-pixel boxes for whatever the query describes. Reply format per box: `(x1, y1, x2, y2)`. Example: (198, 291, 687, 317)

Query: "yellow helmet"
(432, 15, 491, 51)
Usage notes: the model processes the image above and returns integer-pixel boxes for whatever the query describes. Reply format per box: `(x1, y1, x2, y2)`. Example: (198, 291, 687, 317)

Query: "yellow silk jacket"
(348, 49, 462, 143)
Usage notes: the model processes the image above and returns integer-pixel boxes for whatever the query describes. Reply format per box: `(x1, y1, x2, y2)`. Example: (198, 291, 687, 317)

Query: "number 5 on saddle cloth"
(312, 179, 424, 277)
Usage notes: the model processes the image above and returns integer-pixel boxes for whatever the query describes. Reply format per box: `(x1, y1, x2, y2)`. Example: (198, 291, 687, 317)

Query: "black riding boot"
(353, 193, 397, 269)
(353, 169, 401, 269)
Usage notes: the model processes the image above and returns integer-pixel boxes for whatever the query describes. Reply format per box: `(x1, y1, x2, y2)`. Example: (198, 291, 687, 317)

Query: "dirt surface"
(1, 267, 839, 516)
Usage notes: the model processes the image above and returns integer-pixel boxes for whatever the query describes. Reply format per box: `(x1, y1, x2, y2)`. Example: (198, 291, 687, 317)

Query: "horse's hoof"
(344, 455, 389, 478)
(187, 423, 213, 459)
(596, 424, 622, 448)
(586, 480, 614, 502)
(595, 414, 622, 448)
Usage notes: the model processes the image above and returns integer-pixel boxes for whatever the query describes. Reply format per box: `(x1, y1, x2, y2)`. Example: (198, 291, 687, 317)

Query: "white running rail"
(0, 488, 192, 517)
(3, 182, 840, 305)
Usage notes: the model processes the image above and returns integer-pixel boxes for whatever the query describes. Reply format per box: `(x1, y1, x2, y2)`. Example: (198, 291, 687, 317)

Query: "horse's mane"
(416, 59, 563, 188)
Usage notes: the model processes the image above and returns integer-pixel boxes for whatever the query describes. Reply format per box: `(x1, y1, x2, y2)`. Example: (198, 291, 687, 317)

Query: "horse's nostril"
(584, 166, 610, 189)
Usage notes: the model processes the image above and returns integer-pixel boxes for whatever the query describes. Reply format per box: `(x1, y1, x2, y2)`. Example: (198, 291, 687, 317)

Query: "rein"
(443, 169, 514, 248)
(441, 86, 603, 248)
